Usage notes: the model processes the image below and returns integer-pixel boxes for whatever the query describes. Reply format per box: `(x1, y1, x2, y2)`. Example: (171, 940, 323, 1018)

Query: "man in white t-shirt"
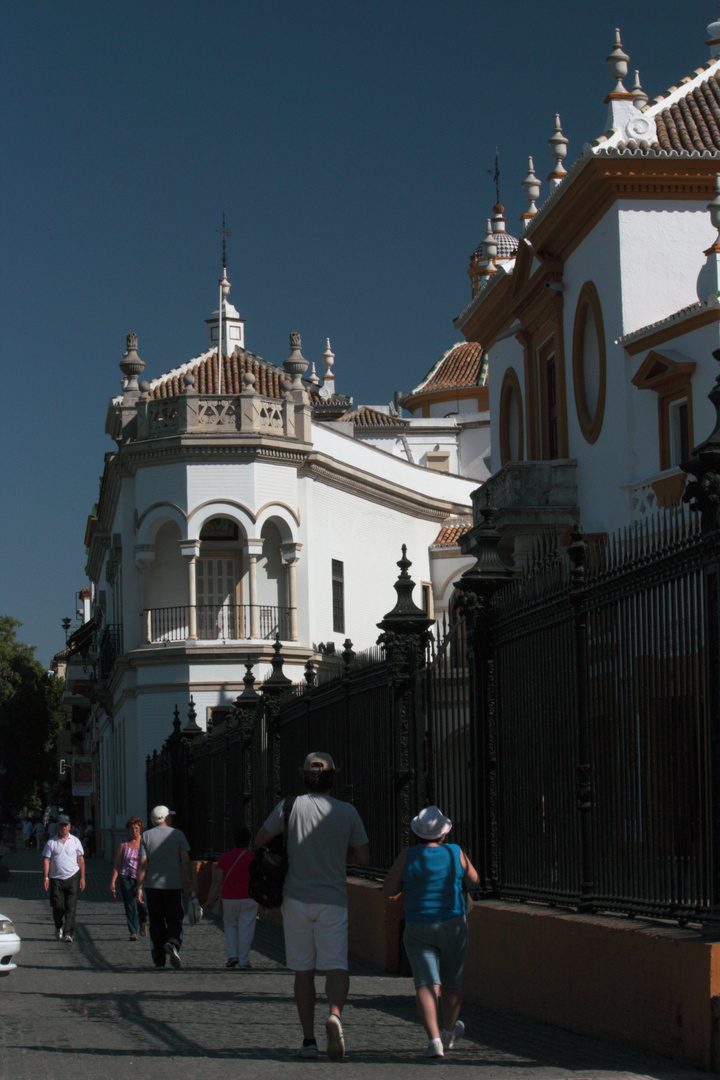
(256, 752, 370, 1062)
(42, 814, 85, 942)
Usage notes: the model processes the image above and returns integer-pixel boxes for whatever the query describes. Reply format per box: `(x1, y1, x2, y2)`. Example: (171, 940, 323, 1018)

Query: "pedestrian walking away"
(136, 805, 193, 970)
(255, 751, 370, 1062)
(42, 813, 86, 943)
(204, 826, 258, 969)
(383, 805, 479, 1059)
(110, 816, 149, 940)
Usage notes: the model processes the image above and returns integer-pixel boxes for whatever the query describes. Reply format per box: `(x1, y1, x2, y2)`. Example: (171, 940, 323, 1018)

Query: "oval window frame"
(572, 281, 606, 445)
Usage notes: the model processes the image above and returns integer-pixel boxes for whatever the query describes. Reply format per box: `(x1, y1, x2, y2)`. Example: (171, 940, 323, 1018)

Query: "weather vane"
(487, 149, 501, 205)
(217, 212, 231, 269)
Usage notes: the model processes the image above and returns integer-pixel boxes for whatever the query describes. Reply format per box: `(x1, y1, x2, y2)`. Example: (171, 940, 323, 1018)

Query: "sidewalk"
(0, 847, 709, 1080)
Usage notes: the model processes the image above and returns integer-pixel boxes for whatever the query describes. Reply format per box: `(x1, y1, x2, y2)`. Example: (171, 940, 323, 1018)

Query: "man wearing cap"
(42, 814, 86, 942)
(136, 805, 193, 970)
(256, 752, 370, 1062)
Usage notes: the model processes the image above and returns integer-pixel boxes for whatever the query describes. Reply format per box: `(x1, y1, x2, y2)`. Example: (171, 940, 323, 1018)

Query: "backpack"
(248, 796, 295, 909)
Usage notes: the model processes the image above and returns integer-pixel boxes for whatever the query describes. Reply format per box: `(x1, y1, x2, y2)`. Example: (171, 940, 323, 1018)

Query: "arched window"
(499, 367, 524, 466)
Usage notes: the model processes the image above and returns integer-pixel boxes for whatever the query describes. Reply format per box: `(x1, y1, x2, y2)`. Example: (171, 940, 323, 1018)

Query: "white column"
(246, 540, 263, 639)
(133, 547, 155, 644)
(180, 541, 201, 641)
(281, 542, 302, 642)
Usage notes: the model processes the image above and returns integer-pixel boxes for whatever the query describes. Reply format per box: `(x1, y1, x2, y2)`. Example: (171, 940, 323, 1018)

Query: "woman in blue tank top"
(383, 806, 479, 1059)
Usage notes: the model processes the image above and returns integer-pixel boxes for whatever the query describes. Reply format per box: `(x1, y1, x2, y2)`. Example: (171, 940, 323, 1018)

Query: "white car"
(0, 913, 21, 975)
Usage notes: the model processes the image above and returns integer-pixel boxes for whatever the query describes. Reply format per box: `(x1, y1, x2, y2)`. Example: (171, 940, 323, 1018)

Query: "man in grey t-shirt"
(137, 805, 193, 970)
(256, 752, 369, 1062)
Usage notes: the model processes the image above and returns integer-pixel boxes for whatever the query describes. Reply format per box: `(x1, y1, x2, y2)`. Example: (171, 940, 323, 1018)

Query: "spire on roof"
(206, 216, 245, 356)
(547, 114, 568, 191)
(707, 8, 720, 58)
(521, 157, 540, 222)
(319, 338, 336, 399)
(630, 70, 648, 110)
(604, 29, 643, 133)
(606, 28, 629, 93)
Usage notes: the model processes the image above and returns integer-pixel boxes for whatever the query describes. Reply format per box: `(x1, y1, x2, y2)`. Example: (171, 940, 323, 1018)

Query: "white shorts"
(281, 897, 348, 972)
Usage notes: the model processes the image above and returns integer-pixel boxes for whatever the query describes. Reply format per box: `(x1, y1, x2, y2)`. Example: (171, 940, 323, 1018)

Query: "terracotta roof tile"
(341, 405, 408, 428)
(432, 518, 472, 547)
(403, 342, 487, 403)
(151, 350, 286, 400)
(655, 72, 720, 153)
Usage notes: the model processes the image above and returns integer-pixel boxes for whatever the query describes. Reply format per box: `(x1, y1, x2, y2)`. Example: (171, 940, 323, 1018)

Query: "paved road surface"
(0, 847, 709, 1080)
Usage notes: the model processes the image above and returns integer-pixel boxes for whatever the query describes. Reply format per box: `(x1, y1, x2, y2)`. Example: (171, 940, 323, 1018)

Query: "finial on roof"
(308, 362, 320, 387)
(119, 333, 145, 391)
(606, 28, 630, 94)
(696, 175, 720, 304)
(707, 9, 720, 58)
(284, 332, 309, 392)
(481, 219, 497, 275)
(521, 157, 540, 221)
(547, 114, 568, 191)
(630, 70, 648, 109)
(319, 338, 336, 399)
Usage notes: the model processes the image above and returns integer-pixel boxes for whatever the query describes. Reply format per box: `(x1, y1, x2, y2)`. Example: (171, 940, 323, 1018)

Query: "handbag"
(248, 796, 295, 908)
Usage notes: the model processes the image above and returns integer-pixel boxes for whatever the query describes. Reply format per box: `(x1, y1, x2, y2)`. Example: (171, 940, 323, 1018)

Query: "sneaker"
(164, 940, 181, 970)
(139, 923, 147, 937)
(129, 933, 138, 941)
(422, 1038, 444, 1058)
(298, 1042, 319, 1059)
(225, 958, 239, 969)
(442, 1020, 464, 1050)
(55, 928, 63, 940)
(64, 933, 74, 943)
(325, 1015, 345, 1062)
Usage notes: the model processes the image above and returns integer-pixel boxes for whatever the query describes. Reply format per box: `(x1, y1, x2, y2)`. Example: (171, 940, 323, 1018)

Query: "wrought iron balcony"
(141, 604, 293, 644)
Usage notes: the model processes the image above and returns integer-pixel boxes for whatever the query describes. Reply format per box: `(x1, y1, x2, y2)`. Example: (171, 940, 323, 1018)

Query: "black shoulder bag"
(248, 795, 295, 909)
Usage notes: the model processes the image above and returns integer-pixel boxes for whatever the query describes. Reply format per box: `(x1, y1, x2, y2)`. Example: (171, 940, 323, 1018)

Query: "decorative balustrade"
(132, 385, 310, 443)
(142, 604, 293, 644)
(622, 466, 688, 523)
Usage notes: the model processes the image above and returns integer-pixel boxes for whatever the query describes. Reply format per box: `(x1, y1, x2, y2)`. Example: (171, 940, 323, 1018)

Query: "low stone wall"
(196, 867, 719, 1071)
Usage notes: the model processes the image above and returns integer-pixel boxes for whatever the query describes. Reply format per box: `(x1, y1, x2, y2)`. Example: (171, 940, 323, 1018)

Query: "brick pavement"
(0, 847, 710, 1080)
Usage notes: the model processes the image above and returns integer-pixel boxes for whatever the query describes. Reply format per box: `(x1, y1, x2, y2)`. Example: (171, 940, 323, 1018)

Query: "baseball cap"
(56, 814, 71, 825)
(150, 805, 174, 824)
(411, 806, 452, 840)
(302, 752, 336, 772)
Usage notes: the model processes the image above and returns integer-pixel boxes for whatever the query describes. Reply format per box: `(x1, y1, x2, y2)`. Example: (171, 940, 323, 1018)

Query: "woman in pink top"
(110, 816, 149, 940)
(204, 826, 258, 969)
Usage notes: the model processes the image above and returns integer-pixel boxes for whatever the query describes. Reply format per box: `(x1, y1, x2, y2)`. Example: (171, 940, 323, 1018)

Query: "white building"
(84, 270, 479, 855)
(454, 15, 720, 562)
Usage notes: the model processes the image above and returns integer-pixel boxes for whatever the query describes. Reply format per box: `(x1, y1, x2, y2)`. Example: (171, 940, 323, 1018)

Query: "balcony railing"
(99, 623, 124, 679)
(142, 605, 293, 644)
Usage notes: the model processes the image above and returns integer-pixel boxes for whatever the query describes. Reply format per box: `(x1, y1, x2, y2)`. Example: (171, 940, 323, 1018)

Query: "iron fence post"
(377, 547, 434, 851)
(567, 525, 595, 912)
(261, 637, 293, 804)
(683, 347, 720, 936)
(231, 660, 262, 831)
(455, 499, 516, 895)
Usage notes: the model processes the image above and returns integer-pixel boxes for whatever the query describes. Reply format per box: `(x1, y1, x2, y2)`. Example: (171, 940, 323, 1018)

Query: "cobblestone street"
(0, 848, 709, 1080)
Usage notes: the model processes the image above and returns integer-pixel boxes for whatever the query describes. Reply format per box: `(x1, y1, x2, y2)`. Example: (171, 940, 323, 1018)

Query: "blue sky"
(0, 1, 710, 665)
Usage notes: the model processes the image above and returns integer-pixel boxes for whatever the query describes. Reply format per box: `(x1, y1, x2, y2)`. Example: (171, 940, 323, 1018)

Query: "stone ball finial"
(607, 28, 629, 93)
(138, 380, 151, 394)
(184, 371, 196, 388)
(707, 14, 720, 58)
(281, 377, 293, 395)
(242, 371, 256, 389)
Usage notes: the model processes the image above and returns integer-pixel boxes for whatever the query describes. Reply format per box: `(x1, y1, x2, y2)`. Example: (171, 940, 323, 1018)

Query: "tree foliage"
(0, 617, 69, 814)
